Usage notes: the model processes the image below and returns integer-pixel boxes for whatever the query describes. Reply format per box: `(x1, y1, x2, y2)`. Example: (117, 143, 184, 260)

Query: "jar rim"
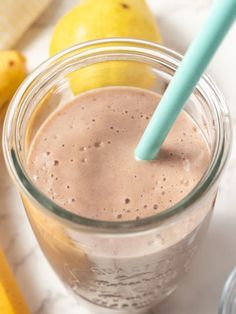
(2, 38, 232, 233)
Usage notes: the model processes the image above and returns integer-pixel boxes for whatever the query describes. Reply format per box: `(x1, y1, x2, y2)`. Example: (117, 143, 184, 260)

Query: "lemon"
(0, 51, 27, 110)
(50, 0, 162, 94)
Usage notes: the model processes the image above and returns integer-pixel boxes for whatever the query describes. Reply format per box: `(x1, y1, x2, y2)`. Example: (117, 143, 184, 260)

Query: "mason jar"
(3, 38, 231, 314)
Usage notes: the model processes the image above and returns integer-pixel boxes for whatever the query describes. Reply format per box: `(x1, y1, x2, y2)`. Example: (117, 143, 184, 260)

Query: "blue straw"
(135, 0, 236, 160)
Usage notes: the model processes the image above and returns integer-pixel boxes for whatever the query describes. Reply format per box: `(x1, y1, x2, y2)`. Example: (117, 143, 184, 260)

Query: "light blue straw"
(135, 0, 236, 160)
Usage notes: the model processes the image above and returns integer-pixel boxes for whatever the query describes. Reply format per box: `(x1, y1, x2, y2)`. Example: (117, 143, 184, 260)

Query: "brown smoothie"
(25, 86, 212, 312)
(27, 86, 210, 220)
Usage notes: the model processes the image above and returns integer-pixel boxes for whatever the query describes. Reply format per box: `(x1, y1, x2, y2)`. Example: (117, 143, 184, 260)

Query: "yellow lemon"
(50, 0, 162, 94)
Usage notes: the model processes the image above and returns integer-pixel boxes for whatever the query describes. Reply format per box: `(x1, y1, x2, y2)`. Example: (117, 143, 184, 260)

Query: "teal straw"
(135, 0, 236, 161)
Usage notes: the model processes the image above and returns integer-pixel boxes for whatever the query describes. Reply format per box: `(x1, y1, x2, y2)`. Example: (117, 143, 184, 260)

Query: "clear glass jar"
(219, 268, 236, 314)
(3, 39, 231, 314)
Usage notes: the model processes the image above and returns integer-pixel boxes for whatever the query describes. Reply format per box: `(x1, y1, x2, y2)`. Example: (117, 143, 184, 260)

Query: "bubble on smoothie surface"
(27, 86, 210, 221)
(94, 141, 104, 148)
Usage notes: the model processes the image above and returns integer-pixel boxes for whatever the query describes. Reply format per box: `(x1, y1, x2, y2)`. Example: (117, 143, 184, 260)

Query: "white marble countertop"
(0, 0, 236, 313)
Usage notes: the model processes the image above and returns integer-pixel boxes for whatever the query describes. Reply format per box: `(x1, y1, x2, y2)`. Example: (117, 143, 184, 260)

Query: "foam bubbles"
(181, 179, 190, 186)
(28, 87, 208, 223)
(183, 159, 191, 172)
(94, 142, 104, 148)
(124, 198, 130, 204)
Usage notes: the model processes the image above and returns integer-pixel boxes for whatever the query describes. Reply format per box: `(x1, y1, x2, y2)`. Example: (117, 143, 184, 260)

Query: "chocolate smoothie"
(27, 86, 210, 220)
(25, 87, 212, 312)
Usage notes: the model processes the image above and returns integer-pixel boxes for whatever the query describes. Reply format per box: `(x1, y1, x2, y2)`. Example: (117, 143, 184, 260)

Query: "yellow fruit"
(50, 0, 162, 94)
(0, 51, 27, 109)
(0, 248, 30, 314)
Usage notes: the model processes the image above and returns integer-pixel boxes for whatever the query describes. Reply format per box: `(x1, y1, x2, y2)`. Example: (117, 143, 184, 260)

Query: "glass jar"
(3, 39, 231, 314)
(219, 268, 236, 314)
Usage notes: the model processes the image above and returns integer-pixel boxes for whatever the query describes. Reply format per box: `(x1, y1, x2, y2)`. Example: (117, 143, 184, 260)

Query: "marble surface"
(0, 0, 236, 313)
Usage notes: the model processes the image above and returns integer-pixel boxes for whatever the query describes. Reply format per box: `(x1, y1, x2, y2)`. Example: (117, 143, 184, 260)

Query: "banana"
(0, 248, 30, 314)
(0, 51, 27, 110)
